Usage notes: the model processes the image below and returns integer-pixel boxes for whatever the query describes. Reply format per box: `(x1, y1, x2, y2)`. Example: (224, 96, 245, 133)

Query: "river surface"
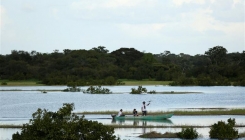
(0, 86, 245, 140)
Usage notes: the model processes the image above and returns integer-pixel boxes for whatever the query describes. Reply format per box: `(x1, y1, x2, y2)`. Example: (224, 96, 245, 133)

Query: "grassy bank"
(121, 80, 171, 85)
(0, 80, 44, 86)
(76, 108, 245, 115)
(0, 80, 171, 86)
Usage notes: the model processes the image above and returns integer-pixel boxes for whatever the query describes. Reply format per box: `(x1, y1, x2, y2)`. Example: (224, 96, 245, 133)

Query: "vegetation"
(82, 86, 112, 94)
(77, 108, 245, 115)
(177, 127, 199, 139)
(209, 118, 238, 139)
(139, 131, 177, 138)
(240, 131, 245, 138)
(63, 83, 81, 92)
(0, 46, 244, 86)
(12, 103, 119, 140)
(130, 86, 147, 94)
(63, 86, 81, 92)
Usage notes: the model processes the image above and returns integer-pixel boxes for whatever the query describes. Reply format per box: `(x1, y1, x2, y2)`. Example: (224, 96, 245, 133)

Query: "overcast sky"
(0, 0, 244, 55)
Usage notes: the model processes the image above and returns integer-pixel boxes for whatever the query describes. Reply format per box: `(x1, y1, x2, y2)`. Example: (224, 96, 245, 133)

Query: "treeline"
(0, 46, 244, 86)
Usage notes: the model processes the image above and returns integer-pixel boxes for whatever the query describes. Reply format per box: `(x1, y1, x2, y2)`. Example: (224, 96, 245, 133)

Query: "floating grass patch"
(76, 108, 245, 115)
(139, 131, 178, 138)
(0, 80, 44, 86)
(239, 132, 245, 138)
(170, 108, 245, 115)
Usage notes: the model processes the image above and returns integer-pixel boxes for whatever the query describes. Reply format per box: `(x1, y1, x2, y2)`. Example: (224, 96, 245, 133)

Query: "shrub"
(12, 103, 119, 140)
(1, 82, 7, 85)
(63, 84, 81, 92)
(130, 86, 147, 94)
(83, 86, 112, 94)
(177, 127, 198, 139)
(209, 118, 238, 139)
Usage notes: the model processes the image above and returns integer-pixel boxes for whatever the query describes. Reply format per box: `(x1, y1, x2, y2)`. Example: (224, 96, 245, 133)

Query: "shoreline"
(75, 108, 245, 115)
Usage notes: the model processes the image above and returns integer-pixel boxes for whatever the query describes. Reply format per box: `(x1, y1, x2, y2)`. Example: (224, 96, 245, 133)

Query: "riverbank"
(0, 80, 172, 86)
(76, 108, 245, 115)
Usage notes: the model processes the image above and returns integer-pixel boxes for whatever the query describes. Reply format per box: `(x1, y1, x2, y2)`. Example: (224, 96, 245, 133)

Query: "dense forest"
(0, 46, 244, 86)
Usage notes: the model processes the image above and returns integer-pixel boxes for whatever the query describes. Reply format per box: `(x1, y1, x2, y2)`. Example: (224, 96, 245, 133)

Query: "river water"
(0, 86, 245, 139)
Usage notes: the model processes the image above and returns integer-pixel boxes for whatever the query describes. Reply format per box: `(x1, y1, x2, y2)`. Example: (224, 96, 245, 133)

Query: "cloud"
(70, 0, 156, 10)
(51, 8, 59, 19)
(0, 5, 6, 29)
(172, 0, 206, 6)
(22, 3, 35, 12)
(118, 23, 165, 38)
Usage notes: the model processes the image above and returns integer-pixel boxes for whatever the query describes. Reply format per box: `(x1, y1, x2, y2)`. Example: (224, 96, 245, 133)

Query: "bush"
(12, 103, 118, 140)
(170, 77, 196, 86)
(209, 118, 238, 139)
(177, 127, 198, 139)
(83, 86, 112, 94)
(1, 82, 7, 85)
(130, 86, 147, 94)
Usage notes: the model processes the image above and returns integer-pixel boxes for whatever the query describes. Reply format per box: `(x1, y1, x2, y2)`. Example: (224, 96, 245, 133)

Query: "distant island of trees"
(0, 46, 244, 86)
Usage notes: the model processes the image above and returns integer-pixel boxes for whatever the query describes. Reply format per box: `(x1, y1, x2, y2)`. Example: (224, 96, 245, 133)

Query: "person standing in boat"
(141, 101, 150, 116)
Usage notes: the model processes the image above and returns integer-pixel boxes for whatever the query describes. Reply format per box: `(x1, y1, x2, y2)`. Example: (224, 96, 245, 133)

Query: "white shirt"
(142, 104, 147, 111)
(118, 111, 122, 116)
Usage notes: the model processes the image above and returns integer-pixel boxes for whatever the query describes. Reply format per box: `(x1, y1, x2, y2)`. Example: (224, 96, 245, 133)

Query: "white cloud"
(70, 0, 155, 10)
(22, 3, 35, 12)
(51, 8, 59, 19)
(118, 23, 165, 38)
(0, 5, 6, 29)
(172, 0, 206, 6)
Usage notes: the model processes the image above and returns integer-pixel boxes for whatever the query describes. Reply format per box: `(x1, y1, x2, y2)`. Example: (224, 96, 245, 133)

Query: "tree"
(205, 46, 227, 65)
(12, 103, 119, 140)
(209, 118, 238, 139)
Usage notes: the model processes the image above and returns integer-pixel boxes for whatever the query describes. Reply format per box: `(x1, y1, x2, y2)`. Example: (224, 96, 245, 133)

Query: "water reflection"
(111, 118, 173, 126)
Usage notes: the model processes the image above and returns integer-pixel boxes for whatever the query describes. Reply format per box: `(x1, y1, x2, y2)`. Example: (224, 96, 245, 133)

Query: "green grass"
(121, 80, 171, 85)
(0, 79, 171, 86)
(76, 108, 245, 115)
(139, 131, 178, 138)
(0, 80, 44, 86)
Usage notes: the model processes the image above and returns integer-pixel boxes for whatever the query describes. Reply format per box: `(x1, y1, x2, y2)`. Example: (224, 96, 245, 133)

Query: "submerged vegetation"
(82, 86, 112, 94)
(130, 86, 147, 94)
(139, 131, 178, 138)
(77, 108, 245, 115)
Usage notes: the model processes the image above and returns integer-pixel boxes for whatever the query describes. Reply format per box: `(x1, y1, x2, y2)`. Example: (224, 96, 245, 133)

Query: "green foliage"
(209, 118, 238, 139)
(170, 77, 196, 86)
(1, 82, 7, 85)
(83, 86, 112, 94)
(105, 76, 116, 85)
(177, 127, 198, 139)
(130, 86, 147, 94)
(116, 80, 125, 85)
(12, 103, 118, 140)
(197, 76, 215, 86)
(0, 46, 244, 86)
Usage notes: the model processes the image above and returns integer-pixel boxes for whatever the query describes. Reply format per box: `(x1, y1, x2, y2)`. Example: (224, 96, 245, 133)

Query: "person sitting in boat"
(133, 109, 138, 116)
(141, 101, 150, 116)
(118, 109, 125, 116)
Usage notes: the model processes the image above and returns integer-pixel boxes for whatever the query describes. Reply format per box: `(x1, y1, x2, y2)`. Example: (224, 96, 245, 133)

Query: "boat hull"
(113, 113, 173, 120)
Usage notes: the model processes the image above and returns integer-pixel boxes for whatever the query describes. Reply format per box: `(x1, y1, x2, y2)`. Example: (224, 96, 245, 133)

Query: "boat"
(111, 113, 173, 120)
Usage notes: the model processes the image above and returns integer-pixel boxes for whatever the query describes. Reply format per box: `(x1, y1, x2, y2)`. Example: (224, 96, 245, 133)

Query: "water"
(0, 86, 245, 139)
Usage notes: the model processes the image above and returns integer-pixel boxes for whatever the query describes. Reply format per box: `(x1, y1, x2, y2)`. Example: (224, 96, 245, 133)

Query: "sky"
(0, 0, 244, 55)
